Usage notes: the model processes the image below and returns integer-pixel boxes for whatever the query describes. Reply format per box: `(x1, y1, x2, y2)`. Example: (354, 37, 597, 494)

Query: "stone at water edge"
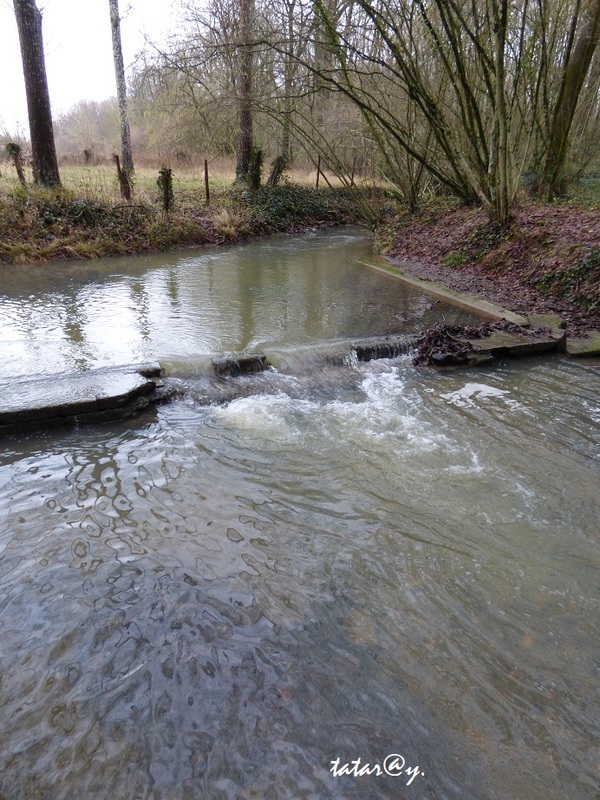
(565, 330, 600, 358)
(212, 353, 269, 377)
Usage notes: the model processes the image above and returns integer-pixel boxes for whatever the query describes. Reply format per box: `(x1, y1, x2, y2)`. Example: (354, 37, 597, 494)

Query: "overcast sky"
(0, 0, 178, 136)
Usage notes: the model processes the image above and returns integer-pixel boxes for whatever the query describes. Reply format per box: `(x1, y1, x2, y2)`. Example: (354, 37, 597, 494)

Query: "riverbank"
(0, 183, 380, 264)
(2, 176, 599, 337)
(379, 200, 600, 335)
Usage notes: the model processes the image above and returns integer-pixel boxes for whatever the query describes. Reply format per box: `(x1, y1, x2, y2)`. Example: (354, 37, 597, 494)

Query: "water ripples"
(1, 340, 599, 792)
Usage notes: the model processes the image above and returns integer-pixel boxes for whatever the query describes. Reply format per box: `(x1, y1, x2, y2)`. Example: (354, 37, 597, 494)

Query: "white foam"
(212, 393, 313, 442)
(441, 382, 521, 410)
(219, 366, 452, 464)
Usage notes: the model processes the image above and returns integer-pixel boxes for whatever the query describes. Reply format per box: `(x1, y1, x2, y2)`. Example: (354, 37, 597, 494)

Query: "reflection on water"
(0, 231, 599, 799)
(0, 228, 477, 380)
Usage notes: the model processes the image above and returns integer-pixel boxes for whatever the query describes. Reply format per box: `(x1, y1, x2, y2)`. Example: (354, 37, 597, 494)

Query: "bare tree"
(13, 0, 60, 186)
(109, 0, 134, 175)
(305, 0, 600, 223)
(236, 0, 255, 179)
(121, 0, 600, 214)
(538, 0, 600, 198)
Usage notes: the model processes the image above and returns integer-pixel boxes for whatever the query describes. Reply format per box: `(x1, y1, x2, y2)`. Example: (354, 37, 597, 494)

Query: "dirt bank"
(383, 202, 600, 335)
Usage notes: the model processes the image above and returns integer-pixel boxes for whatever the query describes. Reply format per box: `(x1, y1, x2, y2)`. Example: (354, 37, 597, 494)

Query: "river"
(0, 228, 598, 799)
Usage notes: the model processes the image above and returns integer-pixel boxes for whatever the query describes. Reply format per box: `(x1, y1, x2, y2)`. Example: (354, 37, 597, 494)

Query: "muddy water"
(0, 228, 474, 380)
(0, 230, 599, 799)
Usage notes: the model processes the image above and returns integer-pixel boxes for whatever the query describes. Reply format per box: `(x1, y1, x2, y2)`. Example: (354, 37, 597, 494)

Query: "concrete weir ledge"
(0, 363, 171, 436)
(2, 262, 598, 435)
(360, 258, 600, 359)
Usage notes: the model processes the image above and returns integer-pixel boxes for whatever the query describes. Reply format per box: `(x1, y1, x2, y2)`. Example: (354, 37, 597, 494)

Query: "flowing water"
(0, 228, 473, 380)
(0, 229, 598, 799)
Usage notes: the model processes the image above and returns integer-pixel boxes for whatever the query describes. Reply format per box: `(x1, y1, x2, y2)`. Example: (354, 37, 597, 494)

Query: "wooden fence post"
(204, 159, 210, 206)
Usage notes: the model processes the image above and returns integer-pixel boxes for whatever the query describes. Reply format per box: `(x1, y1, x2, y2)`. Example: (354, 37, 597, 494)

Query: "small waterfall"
(263, 334, 416, 374)
(212, 353, 268, 377)
(168, 334, 417, 407)
(353, 335, 416, 362)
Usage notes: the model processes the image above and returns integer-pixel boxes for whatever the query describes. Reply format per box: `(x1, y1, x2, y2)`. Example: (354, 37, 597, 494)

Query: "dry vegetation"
(0, 159, 379, 265)
(0, 158, 351, 202)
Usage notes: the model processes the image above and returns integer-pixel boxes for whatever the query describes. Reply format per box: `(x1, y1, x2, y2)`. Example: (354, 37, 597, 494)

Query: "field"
(0, 157, 348, 204)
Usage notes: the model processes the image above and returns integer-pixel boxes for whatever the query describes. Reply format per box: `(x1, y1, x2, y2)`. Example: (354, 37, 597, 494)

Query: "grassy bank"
(0, 164, 389, 265)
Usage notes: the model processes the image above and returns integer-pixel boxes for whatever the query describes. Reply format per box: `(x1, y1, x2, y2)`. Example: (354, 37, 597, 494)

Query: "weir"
(211, 334, 417, 376)
(0, 325, 566, 433)
(0, 334, 417, 432)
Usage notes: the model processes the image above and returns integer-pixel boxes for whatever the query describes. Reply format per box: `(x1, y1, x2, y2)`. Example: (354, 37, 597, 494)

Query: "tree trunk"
(109, 0, 134, 176)
(13, 0, 60, 187)
(538, 0, 600, 199)
(280, 0, 296, 165)
(490, 0, 511, 225)
(236, 0, 254, 180)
